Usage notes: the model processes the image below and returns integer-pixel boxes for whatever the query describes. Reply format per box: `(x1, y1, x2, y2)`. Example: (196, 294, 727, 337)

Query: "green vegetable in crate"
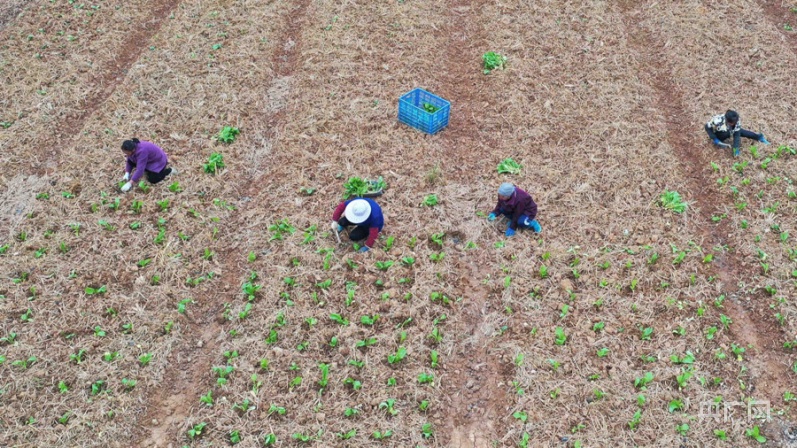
(343, 176, 387, 199)
(343, 177, 368, 198)
(483, 51, 507, 74)
(422, 102, 440, 113)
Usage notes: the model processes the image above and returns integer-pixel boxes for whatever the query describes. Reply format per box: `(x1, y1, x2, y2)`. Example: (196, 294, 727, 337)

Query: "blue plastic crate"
(398, 88, 450, 135)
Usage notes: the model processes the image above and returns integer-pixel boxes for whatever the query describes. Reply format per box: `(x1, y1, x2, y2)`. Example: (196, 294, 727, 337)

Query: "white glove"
(123, 172, 130, 181)
(331, 221, 343, 232)
(121, 181, 133, 192)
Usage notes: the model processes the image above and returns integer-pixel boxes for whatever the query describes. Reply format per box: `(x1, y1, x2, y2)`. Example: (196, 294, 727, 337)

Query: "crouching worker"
(120, 138, 176, 192)
(488, 183, 541, 237)
(705, 110, 770, 157)
(331, 198, 384, 252)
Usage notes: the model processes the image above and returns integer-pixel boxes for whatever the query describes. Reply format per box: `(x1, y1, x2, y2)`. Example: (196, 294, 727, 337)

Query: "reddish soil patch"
(133, 1, 312, 446)
(137, 308, 225, 447)
(438, 0, 501, 173)
(447, 262, 508, 447)
(755, 1, 797, 53)
(244, 0, 311, 198)
(438, 1, 512, 445)
(0, 0, 26, 31)
(618, 0, 793, 424)
(45, 0, 181, 169)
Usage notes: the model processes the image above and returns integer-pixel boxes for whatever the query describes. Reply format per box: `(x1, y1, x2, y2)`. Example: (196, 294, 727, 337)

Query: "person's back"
(131, 141, 168, 174)
(358, 198, 384, 230)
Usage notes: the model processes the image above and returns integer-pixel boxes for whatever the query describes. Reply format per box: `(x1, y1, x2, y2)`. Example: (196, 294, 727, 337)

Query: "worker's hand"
(123, 172, 130, 181)
(121, 181, 133, 192)
(733, 147, 741, 157)
(487, 213, 497, 222)
(712, 138, 722, 147)
(358, 246, 369, 253)
(505, 228, 516, 237)
(331, 221, 343, 232)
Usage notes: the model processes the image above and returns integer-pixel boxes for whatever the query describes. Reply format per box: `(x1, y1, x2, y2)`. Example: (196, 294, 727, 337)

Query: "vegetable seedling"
(745, 426, 766, 443)
(342, 176, 386, 199)
(187, 422, 207, 440)
(217, 126, 239, 143)
(422, 194, 439, 206)
(497, 158, 522, 174)
(483, 51, 507, 74)
(203, 153, 225, 174)
(659, 190, 687, 213)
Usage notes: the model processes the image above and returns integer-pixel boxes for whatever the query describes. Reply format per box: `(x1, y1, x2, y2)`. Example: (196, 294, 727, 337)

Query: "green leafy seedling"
(217, 126, 239, 143)
(497, 158, 522, 174)
(187, 422, 207, 440)
(745, 426, 766, 443)
(422, 194, 439, 206)
(203, 153, 225, 174)
(659, 190, 687, 213)
(483, 51, 507, 74)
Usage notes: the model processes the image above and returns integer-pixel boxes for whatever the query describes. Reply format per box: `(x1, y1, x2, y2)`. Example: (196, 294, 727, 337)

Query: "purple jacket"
(125, 141, 168, 182)
(492, 186, 538, 230)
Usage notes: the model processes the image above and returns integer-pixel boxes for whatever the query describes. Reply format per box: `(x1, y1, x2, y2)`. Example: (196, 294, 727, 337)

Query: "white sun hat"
(344, 199, 371, 224)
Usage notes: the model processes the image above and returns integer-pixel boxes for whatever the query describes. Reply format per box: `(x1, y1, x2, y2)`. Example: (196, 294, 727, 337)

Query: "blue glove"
(505, 228, 515, 237)
(487, 213, 497, 221)
(712, 138, 722, 147)
(358, 246, 369, 253)
(337, 225, 344, 232)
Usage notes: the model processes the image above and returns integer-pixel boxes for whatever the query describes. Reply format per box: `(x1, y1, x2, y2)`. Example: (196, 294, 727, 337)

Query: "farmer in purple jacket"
(488, 183, 541, 237)
(120, 138, 175, 192)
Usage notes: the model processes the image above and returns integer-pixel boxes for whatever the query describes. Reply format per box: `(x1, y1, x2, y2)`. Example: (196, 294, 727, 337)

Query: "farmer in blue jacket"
(330, 198, 384, 252)
(488, 183, 541, 237)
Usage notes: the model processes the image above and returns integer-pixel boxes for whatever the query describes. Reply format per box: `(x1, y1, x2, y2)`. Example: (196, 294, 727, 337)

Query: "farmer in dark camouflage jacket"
(705, 110, 769, 157)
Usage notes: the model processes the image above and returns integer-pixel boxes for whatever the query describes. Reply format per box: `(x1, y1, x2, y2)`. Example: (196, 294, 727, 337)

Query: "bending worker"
(488, 183, 541, 237)
(331, 198, 384, 252)
(705, 110, 770, 157)
(120, 138, 175, 192)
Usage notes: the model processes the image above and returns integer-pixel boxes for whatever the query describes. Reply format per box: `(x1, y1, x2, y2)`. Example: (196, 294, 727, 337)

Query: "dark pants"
(706, 125, 761, 149)
(496, 208, 537, 224)
(337, 217, 369, 241)
(131, 164, 172, 184)
(713, 129, 760, 141)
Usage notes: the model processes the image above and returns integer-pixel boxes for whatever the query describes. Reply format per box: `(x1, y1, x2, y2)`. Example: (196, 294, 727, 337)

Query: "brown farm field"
(2, 0, 797, 447)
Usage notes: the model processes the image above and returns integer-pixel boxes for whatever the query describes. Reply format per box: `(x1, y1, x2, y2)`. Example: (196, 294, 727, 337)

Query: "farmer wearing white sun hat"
(330, 198, 385, 252)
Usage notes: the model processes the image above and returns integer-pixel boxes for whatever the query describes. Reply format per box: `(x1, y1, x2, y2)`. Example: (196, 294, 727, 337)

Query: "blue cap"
(498, 183, 515, 196)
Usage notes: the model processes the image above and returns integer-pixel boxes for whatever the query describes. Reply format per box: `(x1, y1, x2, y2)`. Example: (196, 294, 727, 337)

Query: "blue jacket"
(337, 198, 384, 230)
(332, 198, 385, 247)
